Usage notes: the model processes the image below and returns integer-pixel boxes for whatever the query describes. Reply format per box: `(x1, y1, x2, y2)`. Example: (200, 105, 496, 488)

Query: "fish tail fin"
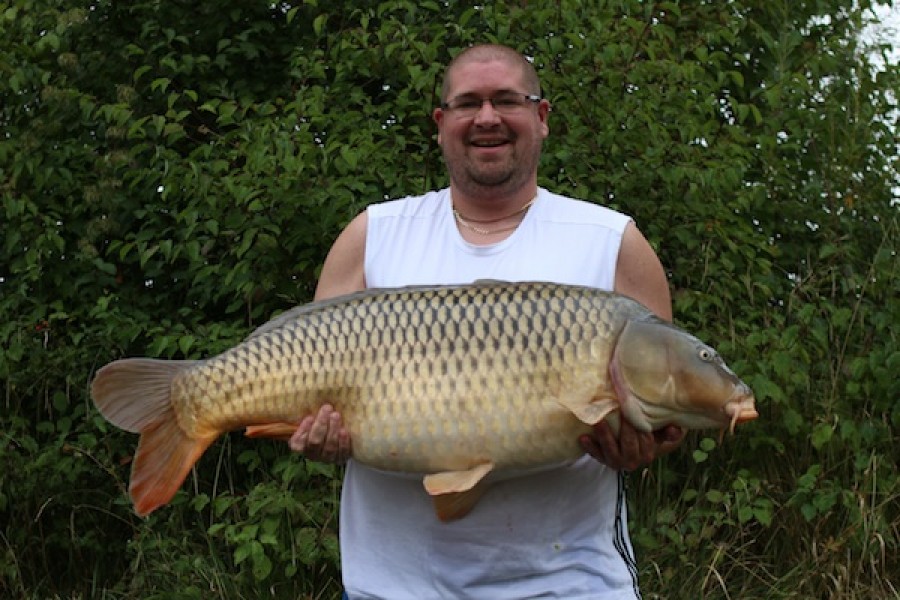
(91, 358, 196, 432)
(130, 417, 216, 516)
(91, 358, 211, 515)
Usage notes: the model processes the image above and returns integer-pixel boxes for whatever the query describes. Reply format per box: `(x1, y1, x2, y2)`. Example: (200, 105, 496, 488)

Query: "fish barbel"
(91, 281, 757, 520)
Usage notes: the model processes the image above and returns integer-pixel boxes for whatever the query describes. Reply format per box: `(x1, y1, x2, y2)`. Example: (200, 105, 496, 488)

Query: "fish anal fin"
(245, 421, 302, 441)
(129, 414, 217, 517)
(423, 462, 495, 522)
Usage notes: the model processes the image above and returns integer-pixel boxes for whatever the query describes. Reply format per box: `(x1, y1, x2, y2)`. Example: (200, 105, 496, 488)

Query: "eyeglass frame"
(439, 92, 543, 115)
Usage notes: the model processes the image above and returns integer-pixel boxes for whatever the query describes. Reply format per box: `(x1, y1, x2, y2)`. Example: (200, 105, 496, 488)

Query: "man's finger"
(320, 410, 343, 456)
(308, 404, 334, 447)
(582, 420, 620, 467)
(288, 415, 314, 453)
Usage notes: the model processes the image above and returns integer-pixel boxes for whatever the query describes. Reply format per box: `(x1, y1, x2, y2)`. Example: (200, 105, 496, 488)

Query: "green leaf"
(313, 14, 327, 36)
(252, 551, 273, 580)
(705, 490, 725, 503)
(52, 391, 68, 412)
(234, 541, 254, 565)
(782, 408, 804, 435)
(151, 77, 171, 93)
(810, 422, 834, 450)
(178, 335, 195, 355)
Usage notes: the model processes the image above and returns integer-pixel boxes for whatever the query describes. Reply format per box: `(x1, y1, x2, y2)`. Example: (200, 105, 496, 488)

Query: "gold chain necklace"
(452, 195, 537, 235)
(453, 214, 522, 235)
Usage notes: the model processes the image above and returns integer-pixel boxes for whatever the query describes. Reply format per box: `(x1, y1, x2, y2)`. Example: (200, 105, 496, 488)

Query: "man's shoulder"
(367, 188, 448, 219)
(539, 189, 632, 227)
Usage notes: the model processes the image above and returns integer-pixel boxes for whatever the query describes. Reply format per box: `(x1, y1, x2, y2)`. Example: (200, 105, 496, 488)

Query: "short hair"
(440, 44, 542, 101)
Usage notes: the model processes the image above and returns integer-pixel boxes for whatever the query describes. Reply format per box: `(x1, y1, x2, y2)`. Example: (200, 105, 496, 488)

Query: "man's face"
(433, 59, 550, 199)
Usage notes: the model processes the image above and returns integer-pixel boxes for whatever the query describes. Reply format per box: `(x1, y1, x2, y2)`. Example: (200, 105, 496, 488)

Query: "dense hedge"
(1, 1, 897, 598)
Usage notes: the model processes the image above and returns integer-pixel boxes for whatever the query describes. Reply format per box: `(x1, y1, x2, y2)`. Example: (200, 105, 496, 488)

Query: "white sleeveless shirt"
(340, 188, 641, 599)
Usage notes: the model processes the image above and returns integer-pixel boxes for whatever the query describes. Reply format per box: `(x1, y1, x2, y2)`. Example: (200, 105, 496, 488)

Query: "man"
(291, 44, 683, 599)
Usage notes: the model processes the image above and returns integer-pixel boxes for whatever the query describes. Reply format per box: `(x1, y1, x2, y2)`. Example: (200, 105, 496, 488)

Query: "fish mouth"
(723, 388, 758, 434)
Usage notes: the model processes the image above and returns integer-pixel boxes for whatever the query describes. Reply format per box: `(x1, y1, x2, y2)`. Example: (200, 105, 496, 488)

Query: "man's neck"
(449, 184, 539, 222)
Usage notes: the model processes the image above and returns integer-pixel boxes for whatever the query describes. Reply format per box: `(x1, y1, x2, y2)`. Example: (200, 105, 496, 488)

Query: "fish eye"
(698, 348, 714, 362)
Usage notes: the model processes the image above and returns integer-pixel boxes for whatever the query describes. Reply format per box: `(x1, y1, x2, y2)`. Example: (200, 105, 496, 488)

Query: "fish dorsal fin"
(471, 278, 509, 285)
(423, 462, 495, 522)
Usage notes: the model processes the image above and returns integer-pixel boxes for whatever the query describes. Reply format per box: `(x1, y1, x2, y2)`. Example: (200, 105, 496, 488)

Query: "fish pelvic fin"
(423, 462, 494, 522)
(245, 421, 303, 441)
(91, 358, 207, 516)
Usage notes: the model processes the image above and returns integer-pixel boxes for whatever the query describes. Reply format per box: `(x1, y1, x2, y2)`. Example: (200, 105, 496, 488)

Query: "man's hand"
(289, 404, 352, 464)
(580, 419, 684, 471)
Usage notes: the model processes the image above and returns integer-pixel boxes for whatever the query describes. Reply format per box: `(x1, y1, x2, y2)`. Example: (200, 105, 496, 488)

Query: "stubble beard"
(444, 144, 540, 200)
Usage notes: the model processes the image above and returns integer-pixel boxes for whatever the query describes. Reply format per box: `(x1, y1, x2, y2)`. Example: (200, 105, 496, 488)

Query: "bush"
(2, 1, 896, 597)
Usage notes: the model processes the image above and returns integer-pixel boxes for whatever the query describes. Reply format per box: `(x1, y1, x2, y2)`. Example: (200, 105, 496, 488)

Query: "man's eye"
(455, 99, 482, 110)
(493, 97, 521, 107)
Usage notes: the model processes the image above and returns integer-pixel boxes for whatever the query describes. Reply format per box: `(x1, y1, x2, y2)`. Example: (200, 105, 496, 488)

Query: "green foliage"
(1, 0, 897, 598)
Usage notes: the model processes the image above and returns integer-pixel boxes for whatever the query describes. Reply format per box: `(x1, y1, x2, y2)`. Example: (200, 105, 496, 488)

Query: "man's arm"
(579, 221, 684, 470)
(614, 221, 672, 320)
(314, 212, 368, 301)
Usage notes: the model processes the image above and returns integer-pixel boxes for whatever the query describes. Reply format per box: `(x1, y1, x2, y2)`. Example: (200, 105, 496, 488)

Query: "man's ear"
(539, 99, 551, 138)
(433, 107, 444, 145)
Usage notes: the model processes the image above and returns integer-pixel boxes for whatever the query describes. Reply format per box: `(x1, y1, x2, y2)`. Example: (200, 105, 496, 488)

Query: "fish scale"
(91, 280, 757, 520)
(176, 284, 611, 467)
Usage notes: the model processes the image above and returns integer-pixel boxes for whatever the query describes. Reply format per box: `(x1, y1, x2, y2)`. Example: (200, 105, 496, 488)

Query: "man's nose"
(472, 99, 501, 124)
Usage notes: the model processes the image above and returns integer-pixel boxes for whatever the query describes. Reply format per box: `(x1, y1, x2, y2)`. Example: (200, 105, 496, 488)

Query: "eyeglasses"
(440, 92, 542, 117)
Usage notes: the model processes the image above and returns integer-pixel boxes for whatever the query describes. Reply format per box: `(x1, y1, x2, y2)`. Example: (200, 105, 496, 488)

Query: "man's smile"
(467, 135, 512, 148)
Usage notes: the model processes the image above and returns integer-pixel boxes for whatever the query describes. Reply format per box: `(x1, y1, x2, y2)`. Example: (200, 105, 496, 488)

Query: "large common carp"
(91, 281, 757, 521)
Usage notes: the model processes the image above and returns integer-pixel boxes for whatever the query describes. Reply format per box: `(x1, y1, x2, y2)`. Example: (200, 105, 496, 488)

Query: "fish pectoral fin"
(558, 394, 619, 426)
(423, 462, 495, 522)
(244, 421, 302, 441)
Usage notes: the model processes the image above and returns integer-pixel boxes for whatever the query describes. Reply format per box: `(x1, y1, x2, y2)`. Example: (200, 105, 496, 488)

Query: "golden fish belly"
(172, 282, 643, 473)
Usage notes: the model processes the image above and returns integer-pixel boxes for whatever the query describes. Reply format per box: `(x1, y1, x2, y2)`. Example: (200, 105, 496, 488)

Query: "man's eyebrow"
(451, 88, 520, 98)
